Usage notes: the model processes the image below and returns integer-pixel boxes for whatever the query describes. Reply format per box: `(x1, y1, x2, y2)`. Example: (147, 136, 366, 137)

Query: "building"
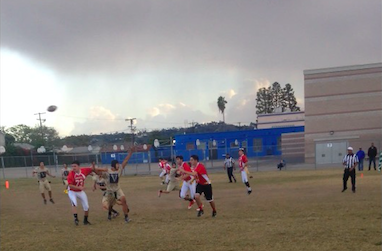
(304, 63, 382, 164)
(257, 111, 305, 129)
(174, 126, 304, 161)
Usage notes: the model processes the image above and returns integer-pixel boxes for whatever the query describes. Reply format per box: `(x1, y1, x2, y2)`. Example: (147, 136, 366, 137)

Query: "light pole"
(0, 146, 6, 179)
(143, 144, 150, 174)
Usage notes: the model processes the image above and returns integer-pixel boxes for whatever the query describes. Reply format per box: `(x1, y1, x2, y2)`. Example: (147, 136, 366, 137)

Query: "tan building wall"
(304, 63, 382, 164)
(257, 111, 305, 129)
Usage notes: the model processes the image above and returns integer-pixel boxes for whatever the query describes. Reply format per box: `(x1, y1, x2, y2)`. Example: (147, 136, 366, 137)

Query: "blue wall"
(173, 126, 304, 160)
(100, 126, 304, 164)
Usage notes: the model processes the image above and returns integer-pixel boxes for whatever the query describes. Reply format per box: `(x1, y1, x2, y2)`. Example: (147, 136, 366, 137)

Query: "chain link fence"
(1, 139, 380, 179)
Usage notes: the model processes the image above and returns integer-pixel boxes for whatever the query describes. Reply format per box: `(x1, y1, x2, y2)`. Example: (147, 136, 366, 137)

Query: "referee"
(223, 153, 236, 183)
(342, 147, 358, 193)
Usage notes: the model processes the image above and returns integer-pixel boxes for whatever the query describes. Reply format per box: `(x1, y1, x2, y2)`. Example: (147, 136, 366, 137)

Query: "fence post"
(148, 151, 151, 175)
(24, 156, 28, 178)
(1, 157, 5, 179)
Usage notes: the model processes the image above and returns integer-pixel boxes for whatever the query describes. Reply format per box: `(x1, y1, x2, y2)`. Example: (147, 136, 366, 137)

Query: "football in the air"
(47, 105, 57, 112)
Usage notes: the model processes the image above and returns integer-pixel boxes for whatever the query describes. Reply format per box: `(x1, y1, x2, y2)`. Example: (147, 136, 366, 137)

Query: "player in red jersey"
(238, 148, 252, 195)
(158, 158, 167, 185)
(164, 159, 171, 184)
(176, 155, 197, 209)
(179, 155, 217, 217)
(67, 160, 95, 226)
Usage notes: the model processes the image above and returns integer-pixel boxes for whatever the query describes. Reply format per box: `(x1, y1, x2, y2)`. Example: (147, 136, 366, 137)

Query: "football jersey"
(67, 168, 93, 192)
(35, 167, 49, 181)
(238, 155, 248, 171)
(194, 163, 210, 185)
(103, 168, 123, 192)
(181, 162, 193, 181)
(165, 163, 171, 173)
(169, 168, 178, 183)
(61, 168, 71, 179)
(159, 161, 165, 169)
(95, 175, 107, 190)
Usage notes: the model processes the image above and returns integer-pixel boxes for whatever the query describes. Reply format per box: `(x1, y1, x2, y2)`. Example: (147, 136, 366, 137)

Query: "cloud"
(70, 106, 125, 135)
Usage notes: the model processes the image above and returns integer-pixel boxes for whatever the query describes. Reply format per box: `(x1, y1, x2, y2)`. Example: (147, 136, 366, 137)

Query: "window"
(253, 138, 262, 152)
(242, 141, 247, 148)
(186, 143, 195, 150)
(197, 142, 206, 150)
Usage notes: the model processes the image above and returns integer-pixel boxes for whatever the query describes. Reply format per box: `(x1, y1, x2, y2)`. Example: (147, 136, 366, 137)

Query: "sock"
(84, 216, 88, 222)
(112, 209, 118, 214)
(189, 198, 194, 202)
(245, 182, 251, 188)
(199, 205, 203, 211)
(108, 211, 112, 217)
(210, 203, 216, 212)
(73, 214, 78, 220)
(125, 214, 129, 219)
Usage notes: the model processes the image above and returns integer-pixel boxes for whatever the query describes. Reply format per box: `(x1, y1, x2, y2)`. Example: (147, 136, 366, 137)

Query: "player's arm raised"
(121, 147, 134, 169)
(47, 170, 56, 178)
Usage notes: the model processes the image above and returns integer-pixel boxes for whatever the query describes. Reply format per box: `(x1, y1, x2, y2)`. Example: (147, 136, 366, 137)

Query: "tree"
(283, 83, 300, 112)
(5, 124, 33, 143)
(6, 124, 60, 148)
(256, 82, 300, 114)
(256, 86, 273, 114)
(217, 96, 228, 123)
(271, 82, 285, 111)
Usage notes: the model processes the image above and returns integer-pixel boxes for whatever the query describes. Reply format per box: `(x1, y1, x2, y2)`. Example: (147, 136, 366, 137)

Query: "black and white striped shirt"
(343, 154, 358, 169)
(224, 157, 235, 168)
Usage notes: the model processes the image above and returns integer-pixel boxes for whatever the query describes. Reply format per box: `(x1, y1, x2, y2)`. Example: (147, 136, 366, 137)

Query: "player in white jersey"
(92, 172, 121, 218)
(33, 162, 56, 204)
(93, 148, 134, 223)
(61, 163, 70, 193)
(158, 162, 180, 196)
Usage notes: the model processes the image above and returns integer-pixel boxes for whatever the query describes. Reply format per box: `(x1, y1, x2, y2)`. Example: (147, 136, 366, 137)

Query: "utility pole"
(125, 118, 136, 145)
(34, 112, 46, 144)
(237, 122, 242, 129)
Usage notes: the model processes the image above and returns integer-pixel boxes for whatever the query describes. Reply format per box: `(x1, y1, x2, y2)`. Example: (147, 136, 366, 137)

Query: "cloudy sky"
(1, 0, 381, 137)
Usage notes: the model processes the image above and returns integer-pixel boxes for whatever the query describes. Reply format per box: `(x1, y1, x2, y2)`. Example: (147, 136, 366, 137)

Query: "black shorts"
(196, 184, 213, 202)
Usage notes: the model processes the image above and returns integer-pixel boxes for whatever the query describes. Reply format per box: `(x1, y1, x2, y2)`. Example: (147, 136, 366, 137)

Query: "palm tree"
(217, 96, 228, 123)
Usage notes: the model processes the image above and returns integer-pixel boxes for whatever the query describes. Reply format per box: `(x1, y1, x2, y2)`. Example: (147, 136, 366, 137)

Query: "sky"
(1, 0, 381, 137)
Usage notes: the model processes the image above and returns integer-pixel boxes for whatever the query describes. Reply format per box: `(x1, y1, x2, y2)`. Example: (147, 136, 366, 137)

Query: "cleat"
(212, 211, 217, 217)
(247, 189, 252, 195)
(113, 211, 119, 218)
(83, 220, 91, 225)
(158, 190, 162, 197)
(74, 219, 79, 226)
(108, 215, 112, 221)
(197, 209, 204, 217)
(50, 199, 55, 204)
(188, 200, 195, 209)
(341, 188, 347, 192)
(352, 189, 356, 193)
(125, 217, 132, 223)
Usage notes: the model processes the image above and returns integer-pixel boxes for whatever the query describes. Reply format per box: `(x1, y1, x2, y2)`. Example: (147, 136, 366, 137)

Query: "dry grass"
(1, 168, 381, 251)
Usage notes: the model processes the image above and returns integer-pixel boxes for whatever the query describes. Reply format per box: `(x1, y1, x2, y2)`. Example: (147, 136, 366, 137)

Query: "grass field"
(1, 168, 381, 251)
